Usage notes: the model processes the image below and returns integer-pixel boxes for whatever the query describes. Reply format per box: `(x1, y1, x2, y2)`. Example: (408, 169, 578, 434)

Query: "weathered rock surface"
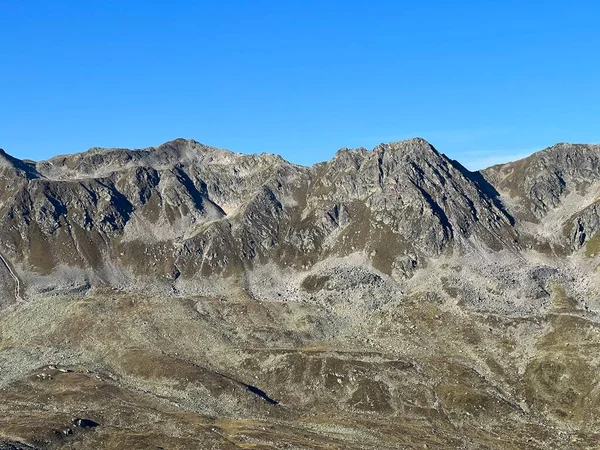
(1, 138, 600, 449)
(0, 137, 525, 298)
(484, 143, 600, 217)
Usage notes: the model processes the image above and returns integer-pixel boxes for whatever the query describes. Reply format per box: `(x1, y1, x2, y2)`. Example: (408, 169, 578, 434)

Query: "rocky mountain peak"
(483, 143, 600, 222)
(477, 142, 600, 253)
(484, 143, 600, 200)
(373, 137, 440, 158)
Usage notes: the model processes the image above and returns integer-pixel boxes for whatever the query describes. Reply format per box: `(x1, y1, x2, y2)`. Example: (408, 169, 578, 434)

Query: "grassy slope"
(1, 287, 600, 449)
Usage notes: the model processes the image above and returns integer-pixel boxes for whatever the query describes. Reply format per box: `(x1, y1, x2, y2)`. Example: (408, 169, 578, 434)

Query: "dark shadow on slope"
(173, 166, 226, 217)
(216, 371, 280, 405)
(244, 383, 280, 405)
(0, 149, 42, 179)
(414, 183, 454, 239)
(99, 181, 135, 221)
(450, 159, 515, 226)
(72, 418, 100, 428)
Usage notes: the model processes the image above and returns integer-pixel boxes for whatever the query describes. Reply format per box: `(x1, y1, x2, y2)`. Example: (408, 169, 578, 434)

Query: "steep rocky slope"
(483, 143, 600, 253)
(1, 138, 600, 449)
(0, 138, 520, 300)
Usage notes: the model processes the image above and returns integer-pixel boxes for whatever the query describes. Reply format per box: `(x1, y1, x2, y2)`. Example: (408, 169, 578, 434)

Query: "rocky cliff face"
(483, 142, 600, 252)
(483, 143, 600, 217)
(0, 137, 529, 299)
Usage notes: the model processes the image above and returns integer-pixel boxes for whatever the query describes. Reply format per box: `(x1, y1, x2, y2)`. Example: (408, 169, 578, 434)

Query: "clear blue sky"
(1, 1, 599, 169)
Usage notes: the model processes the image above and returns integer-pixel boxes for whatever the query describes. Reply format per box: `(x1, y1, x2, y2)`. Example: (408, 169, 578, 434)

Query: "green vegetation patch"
(584, 231, 600, 257)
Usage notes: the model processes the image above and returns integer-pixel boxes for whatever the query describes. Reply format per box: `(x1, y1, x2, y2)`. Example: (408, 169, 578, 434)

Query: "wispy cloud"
(459, 148, 538, 171)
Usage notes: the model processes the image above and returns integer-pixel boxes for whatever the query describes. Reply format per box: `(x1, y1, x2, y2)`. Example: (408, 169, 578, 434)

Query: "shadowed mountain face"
(1, 138, 600, 449)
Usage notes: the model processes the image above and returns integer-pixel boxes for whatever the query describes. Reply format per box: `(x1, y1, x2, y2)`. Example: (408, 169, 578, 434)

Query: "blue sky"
(1, 1, 599, 169)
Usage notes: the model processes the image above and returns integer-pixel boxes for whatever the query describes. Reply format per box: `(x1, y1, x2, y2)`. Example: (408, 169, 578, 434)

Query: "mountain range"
(1, 138, 600, 449)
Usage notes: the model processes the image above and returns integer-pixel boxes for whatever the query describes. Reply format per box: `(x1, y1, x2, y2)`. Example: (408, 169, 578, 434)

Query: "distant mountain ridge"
(0, 137, 599, 304)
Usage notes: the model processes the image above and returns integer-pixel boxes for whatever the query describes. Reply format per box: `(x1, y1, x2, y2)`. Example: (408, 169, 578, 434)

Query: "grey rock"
(0, 138, 597, 299)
